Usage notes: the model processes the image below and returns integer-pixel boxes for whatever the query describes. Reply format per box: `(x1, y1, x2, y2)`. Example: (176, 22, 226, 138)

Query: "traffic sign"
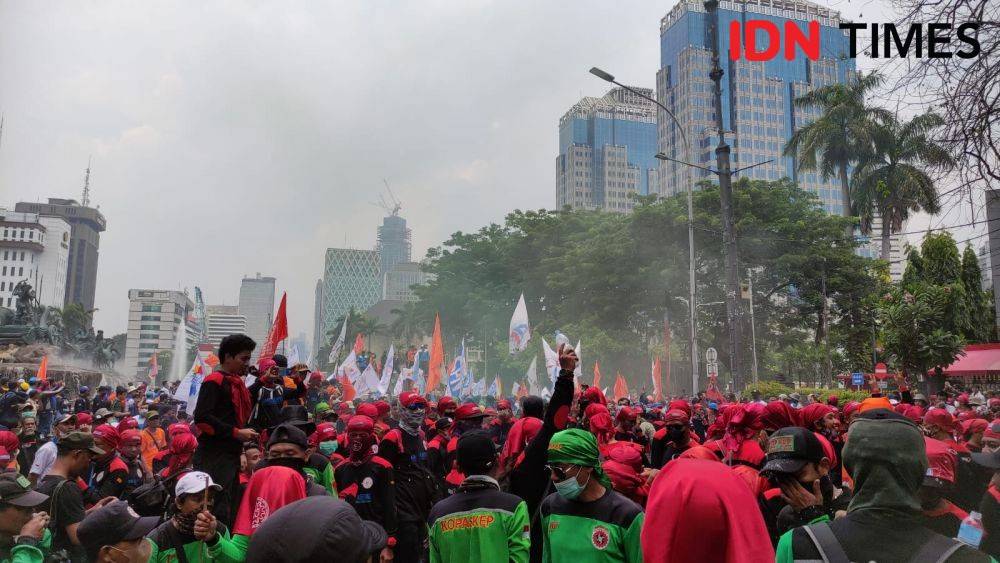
(706, 348, 718, 364)
(851, 372, 864, 386)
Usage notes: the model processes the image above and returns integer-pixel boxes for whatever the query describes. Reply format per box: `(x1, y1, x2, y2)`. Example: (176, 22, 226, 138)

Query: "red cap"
(615, 406, 638, 423)
(356, 403, 379, 420)
(93, 424, 120, 449)
(989, 398, 1000, 408)
(399, 391, 428, 409)
(484, 407, 498, 416)
(903, 405, 926, 424)
(374, 401, 390, 417)
(437, 396, 457, 415)
(337, 402, 353, 414)
(497, 400, 512, 410)
(663, 409, 690, 425)
(958, 393, 970, 405)
(119, 429, 141, 444)
(667, 400, 691, 417)
(923, 408, 956, 431)
(309, 423, 338, 447)
(309, 372, 324, 384)
(347, 416, 374, 433)
(168, 422, 191, 437)
(75, 412, 93, 425)
(454, 403, 487, 420)
(985, 422, 1000, 440)
(924, 436, 957, 484)
(962, 418, 989, 436)
(117, 417, 138, 431)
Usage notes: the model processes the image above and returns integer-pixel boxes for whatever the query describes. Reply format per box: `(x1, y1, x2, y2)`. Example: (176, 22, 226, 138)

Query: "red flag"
(515, 380, 529, 400)
(613, 372, 628, 402)
(426, 313, 444, 392)
(592, 361, 602, 388)
(652, 357, 663, 402)
(257, 292, 288, 366)
(37, 356, 48, 381)
(353, 333, 365, 355)
(148, 354, 159, 381)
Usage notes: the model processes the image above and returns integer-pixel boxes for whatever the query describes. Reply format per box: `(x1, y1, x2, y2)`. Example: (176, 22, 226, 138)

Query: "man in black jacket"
(509, 344, 576, 563)
(193, 334, 259, 528)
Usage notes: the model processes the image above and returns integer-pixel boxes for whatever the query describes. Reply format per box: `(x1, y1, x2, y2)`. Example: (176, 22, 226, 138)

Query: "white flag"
(509, 293, 531, 354)
(172, 356, 204, 416)
(511, 381, 521, 397)
(526, 357, 541, 395)
(379, 345, 395, 395)
(286, 343, 301, 367)
(335, 350, 360, 383)
(327, 318, 347, 363)
(356, 364, 381, 397)
(393, 367, 411, 395)
(542, 339, 559, 383)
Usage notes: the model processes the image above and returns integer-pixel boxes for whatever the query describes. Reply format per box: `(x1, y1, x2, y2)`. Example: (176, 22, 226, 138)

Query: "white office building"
(239, 274, 275, 359)
(205, 305, 247, 347)
(124, 289, 195, 380)
(0, 209, 70, 310)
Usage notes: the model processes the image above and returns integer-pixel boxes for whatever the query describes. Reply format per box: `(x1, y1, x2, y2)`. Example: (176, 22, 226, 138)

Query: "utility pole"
(704, 0, 744, 391)
(747, 269, 759, 385)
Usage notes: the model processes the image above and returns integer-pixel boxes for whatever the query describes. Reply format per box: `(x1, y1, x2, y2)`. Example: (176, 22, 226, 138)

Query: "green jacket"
(540, 490, 643, 563)
(147, 521, 244, 563)
(427, 478, 530, 563)
(303, 455, 337, 496)
(0, 530, 51, 563)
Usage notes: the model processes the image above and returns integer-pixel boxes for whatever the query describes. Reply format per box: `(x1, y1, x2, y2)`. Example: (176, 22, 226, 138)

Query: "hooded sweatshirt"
(776, 411, 992, 563)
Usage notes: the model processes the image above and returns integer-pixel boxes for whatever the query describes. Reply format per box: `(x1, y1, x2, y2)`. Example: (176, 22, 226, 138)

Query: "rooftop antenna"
(81, 156, 92, 207)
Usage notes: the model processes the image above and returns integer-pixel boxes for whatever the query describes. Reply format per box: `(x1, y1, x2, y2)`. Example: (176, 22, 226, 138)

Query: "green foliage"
(878, 284, 964, 379)
(744, 381, 870, 403)
(411, 178, 875, 390)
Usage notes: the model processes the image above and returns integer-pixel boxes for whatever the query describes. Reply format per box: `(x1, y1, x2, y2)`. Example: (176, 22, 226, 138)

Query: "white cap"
(175, 471, 222, 497)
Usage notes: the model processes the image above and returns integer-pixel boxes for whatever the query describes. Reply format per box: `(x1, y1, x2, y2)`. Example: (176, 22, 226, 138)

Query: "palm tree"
(784, 71, 892, 224)
(390, 301, 425, 343)
(851, 111, 954, 260)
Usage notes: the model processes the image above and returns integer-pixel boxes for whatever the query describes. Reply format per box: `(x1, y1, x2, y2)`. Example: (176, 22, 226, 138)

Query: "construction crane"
(370, 178, 402, 216)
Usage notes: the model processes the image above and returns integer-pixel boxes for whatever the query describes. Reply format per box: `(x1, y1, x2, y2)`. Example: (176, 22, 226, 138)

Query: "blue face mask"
(554, 467, 589, 500)
(319, 441, 338, 455)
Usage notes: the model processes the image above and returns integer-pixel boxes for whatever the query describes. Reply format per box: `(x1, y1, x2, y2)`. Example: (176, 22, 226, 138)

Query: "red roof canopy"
(935, 343, 1000, 376)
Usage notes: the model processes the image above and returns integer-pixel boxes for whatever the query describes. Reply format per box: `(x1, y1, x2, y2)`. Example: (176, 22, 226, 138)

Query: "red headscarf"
(581, 386, 608, 408)
(585, 403, 614, 446)
(642, 459, 775, 562)
(0, 431, 19, 455)
(499, 416, 542, 468)
(732, 464, 768, 497)
(163, 432, 198, 477)
(93, 424, 120, 452)
(117, 417, 139, 431)
(903, 405, 926, 425)
(233, 466, 307, 536)
(760, 401, 801, 432)
(842, 401, 860, 420)
(677, 445, 720, 461)
(211, 370, 252, 428)
(667, 400, 691, 418)
(963, 418, 989, 438)
(168, 422, 192, 438)
(800, 403, 835, 431)
(709, 404, 766, 468)
(602, 442, 648, 506)
(118, 429, 141, 453)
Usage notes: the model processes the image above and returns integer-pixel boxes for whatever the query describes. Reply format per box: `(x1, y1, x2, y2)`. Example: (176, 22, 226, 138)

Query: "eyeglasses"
(545, 464, 573, 480)
(404, 403, 427, 411)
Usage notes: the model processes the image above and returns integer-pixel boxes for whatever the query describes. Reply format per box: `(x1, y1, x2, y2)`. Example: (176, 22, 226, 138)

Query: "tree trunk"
(840, 162, 853, 238)
(881, 212, 892, 262)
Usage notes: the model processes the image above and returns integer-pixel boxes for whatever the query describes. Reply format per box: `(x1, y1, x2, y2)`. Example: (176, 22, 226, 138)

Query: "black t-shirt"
(36, 475, 87, 562)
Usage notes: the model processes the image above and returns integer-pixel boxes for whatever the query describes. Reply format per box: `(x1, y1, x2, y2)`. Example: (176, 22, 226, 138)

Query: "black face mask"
(667, 427, 687, 443)
(268, 457, 306, 473)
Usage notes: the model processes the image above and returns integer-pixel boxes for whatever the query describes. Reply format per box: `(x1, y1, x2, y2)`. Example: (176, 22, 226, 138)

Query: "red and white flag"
(257, 292, 288, 366)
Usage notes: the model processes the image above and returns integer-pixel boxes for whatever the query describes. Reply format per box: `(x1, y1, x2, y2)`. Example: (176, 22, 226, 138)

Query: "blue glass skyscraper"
(657, 0, 855, 215)
(556, 87, 659, 213)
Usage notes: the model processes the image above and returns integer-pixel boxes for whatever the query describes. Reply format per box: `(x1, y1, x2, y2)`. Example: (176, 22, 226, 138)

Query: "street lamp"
(589, 66, 700, 395)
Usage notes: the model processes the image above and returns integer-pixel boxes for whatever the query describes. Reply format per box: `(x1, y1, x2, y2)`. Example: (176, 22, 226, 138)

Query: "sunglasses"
(404, 403, 427, 411)
(545, 464, 574, 480)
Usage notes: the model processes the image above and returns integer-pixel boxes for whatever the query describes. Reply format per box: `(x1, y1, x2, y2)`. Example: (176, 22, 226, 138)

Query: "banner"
(148, 353, 159, 382)
(37, 356, 48, 381)
(447, 340, 467, 397)
(614, 372, 628, 402)
(427, 313, 444, 391)
(258, 292, 288, 366)
(509, 293, 531, 354)
(592, 361, 602, 389)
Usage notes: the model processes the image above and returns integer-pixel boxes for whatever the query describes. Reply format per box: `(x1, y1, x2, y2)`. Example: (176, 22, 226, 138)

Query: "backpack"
(803, 521, 967, 563)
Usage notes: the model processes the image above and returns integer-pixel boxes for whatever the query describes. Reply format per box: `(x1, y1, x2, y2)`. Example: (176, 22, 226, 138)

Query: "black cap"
(0, 473, 48, 507)
(272, 354, 288, 369)
(267, 423, 309, 451)
(77, 500, 159, 556)
(457, 430, 497, 473)
(761, 427, 825, 476)
(247, 496, 386, 563)
(59, 432, 106, 455)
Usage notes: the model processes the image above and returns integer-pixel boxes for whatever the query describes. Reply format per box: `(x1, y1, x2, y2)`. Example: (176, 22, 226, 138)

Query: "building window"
(140, 315, 160, 321)
(142, 304, 162, 312)
(17, 267, 22, 276)
(139, 333, 158, 340)
(138, 343, 158, 349)
(140, 324, 159, 330)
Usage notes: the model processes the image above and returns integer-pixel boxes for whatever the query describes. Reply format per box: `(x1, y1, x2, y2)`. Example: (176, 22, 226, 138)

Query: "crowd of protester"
(1, 333, 1000, 562)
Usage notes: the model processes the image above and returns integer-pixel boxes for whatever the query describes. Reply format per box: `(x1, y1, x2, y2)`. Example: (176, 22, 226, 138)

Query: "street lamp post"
(589, 66, 701, 395)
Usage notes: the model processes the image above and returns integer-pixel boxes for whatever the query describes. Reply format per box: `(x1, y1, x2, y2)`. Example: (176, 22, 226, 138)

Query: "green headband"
(547, 428, 612, 489)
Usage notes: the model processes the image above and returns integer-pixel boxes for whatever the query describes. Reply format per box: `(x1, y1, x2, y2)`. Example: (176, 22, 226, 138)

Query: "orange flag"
(613, 372, 628, 401)
(37, 356, 48, 381)
(258, 292, 289, 367)
(592, 361, 602, 388)
(426, 313, 444, 392)
(339, 374, 357, 402)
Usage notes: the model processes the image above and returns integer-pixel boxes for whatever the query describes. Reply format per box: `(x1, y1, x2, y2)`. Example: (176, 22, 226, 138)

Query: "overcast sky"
(4, 0, 956, 348)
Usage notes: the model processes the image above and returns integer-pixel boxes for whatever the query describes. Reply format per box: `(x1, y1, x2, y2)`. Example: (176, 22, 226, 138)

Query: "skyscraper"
(656, 0, 854, 214)
(123, 289, 194, 380)
(239, 274, 275, 358)
(377, 214, 411, 278)
(0, 209, 70, 309)
(556, 87, 659, 213)
(15, 198, 107, 312)
(312, 278, 324, 358)
(320, 249, 381, 350)
(205, 305, 247, 347)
